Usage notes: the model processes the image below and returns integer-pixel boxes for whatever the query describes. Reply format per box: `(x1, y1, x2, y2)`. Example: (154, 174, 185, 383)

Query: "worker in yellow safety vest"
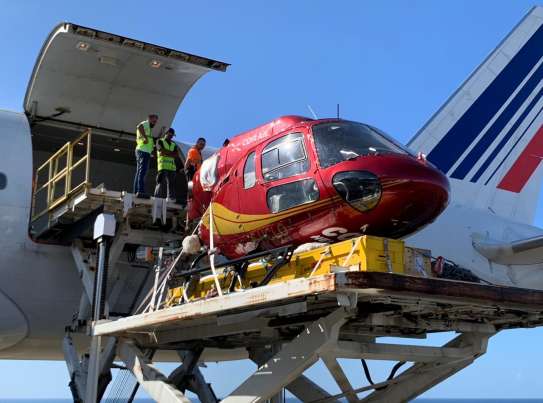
(154, 128, 184, 201)
(134, 114, 158, 198)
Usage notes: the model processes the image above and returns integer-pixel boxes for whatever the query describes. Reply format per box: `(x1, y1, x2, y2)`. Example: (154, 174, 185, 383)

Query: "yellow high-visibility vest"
(135, 120, 154, 153)
(157, 139, 177, 171)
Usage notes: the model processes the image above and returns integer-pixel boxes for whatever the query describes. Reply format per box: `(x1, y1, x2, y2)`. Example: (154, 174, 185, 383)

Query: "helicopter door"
(260, 132, 318, 214)
(237, 150, 259, 210)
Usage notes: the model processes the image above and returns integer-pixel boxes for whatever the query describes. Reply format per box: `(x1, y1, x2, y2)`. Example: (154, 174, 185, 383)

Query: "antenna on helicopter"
(307, 105, 318, 120)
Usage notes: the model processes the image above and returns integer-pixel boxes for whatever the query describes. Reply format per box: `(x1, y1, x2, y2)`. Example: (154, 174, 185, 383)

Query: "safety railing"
(31, 129, 92, 221)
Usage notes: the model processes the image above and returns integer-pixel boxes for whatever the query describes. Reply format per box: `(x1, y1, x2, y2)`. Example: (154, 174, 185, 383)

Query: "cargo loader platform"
(94, 271, 543, 345)
(31, 185, 186, 242)
(90, 260, 543, 403)
(30, 128, 186, 243)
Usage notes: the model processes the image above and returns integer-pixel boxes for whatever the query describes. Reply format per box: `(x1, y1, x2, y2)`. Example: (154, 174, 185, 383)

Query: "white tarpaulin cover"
(200, 154, 219, 191)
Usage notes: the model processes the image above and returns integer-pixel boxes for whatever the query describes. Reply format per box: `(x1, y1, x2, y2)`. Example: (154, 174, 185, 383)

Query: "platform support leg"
(119, 340, 191, 403)
(285, 374, 336, 402)
(64, 334, 117, 403)
(169, 348, 218, 403)
(250, 345, 335, 403)
(63, 334, 86, 403)
(321, 355, 357, 403)
(250, 345, 336, 403)
(222, 308, 350, 403)
(85, 213, 116, 402)
(71, 240, 96, 305)
(85, 336, 101, 403)
(360, 332, 491, 403)
(248, 345, 285, 403)
(83, 336, 117, 403)
(187, 368, 218, 403)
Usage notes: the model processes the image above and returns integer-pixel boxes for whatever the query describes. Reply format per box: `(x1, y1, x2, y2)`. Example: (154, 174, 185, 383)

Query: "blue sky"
(2, 0, 543, 399)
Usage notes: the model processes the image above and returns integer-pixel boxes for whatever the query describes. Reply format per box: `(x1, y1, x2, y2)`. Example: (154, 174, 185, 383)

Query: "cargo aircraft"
(2, 7, 543, 362)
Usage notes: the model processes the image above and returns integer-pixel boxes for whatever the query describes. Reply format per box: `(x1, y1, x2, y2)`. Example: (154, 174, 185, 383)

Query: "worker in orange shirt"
(185, 137, 206, 181)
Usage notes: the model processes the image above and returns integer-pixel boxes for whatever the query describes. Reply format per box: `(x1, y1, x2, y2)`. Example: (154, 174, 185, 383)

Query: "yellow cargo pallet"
(167, 235, 431, 306)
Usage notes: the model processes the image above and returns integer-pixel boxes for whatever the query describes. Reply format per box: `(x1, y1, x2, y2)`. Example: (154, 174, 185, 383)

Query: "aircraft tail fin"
(409, 6, 543, 225)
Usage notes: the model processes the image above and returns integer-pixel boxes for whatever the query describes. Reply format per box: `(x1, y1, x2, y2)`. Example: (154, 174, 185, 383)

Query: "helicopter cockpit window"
(312, 122, 409, 168)
(243, 151, 256, 188)
(267, 178, 319, 213)
(261, 132, 309, 181)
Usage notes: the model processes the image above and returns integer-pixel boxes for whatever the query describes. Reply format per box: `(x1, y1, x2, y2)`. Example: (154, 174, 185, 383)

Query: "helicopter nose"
(332, 170, 382, 212)
(326, 155, 450, 238)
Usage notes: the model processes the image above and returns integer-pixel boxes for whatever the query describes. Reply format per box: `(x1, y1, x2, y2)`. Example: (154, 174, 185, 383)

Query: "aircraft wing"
(24, 23, 229, 135)
(473, 234, 543, 265)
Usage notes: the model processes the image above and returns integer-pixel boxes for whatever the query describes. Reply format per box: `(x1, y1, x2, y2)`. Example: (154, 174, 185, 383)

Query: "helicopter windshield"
(312, 121, 409, 168)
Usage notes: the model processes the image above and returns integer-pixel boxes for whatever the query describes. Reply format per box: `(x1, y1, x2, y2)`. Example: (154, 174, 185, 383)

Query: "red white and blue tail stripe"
(409, 6, 543, 224)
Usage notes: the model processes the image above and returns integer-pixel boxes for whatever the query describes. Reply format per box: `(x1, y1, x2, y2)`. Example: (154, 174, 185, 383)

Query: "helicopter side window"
(261, 132, 309, 181)
(243, 151, 256, 189)
(267, 178, 319, 213)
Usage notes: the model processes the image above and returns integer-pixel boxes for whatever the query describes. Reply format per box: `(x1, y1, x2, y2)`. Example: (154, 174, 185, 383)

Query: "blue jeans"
(134, 150, 151, 194)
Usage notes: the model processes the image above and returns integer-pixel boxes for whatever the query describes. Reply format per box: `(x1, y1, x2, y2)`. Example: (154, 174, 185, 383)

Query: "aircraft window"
(243, 152, 256, 188)
(267, 178, 319, 213)
(0, 172, 5, 189)
(261, 132, 309, 181)
(312, 122, 409, 168)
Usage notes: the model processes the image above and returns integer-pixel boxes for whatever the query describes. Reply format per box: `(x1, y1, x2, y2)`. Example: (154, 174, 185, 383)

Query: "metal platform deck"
(94, 271, 543, 347)
(31, 186, 186, 242)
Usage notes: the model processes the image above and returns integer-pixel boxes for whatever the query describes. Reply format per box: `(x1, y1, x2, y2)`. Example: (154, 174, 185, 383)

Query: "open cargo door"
(25, 22, 228, 134)
(26, 23, 228, 240)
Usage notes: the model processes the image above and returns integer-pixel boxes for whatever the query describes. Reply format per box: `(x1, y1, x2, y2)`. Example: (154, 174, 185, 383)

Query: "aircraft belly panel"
(0, 288, 28, 351)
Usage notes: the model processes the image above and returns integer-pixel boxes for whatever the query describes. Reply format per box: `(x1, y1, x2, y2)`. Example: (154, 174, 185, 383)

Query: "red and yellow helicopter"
(188, 115, 449, 259)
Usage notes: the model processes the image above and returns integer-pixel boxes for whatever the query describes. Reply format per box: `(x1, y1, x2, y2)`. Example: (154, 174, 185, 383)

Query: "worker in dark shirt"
(154, 128, 184, 201)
